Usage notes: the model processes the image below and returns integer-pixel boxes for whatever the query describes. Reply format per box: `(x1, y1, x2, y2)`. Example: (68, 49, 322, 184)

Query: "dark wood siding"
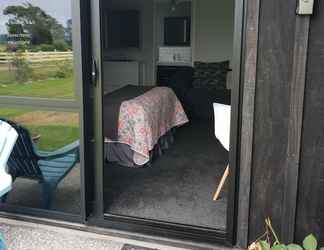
(248, 0, 297, 242)
(295, 5, 324, 244)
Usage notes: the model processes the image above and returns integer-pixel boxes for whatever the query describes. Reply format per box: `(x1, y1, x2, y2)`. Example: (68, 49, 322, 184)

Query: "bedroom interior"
(102, 0, 235, 230)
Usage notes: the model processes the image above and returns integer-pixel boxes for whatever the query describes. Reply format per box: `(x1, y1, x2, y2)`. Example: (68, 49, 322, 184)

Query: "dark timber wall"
(295, 4, 324, 244)
(243, 0, 324, 245)
(248, 0, 297, 242)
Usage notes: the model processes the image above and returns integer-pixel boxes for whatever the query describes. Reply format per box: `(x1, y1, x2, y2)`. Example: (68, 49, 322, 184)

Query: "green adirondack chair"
(0, 233, 7, 250)
(1, 119, 80, 209)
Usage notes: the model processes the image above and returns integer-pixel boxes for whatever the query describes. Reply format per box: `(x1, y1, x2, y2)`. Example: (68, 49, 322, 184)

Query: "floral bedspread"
(107, 87, 189, 166)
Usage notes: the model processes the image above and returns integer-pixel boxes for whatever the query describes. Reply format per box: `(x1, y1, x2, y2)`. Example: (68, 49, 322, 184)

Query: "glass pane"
(0, 108, 81, 214)
(0, 1, 76, 100)
(101, 0, 233, 230)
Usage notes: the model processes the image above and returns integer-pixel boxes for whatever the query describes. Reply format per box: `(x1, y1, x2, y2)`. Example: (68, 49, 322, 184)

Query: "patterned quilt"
(106, 87, 189, 166)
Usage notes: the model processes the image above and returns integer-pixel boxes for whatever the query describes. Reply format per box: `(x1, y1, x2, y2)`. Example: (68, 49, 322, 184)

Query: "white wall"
(102, 0, 155, 85)
(192, 0, 235, 62)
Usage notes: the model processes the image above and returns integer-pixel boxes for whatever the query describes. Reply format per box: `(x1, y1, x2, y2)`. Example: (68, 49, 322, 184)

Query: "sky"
(0, 0, 72, 34)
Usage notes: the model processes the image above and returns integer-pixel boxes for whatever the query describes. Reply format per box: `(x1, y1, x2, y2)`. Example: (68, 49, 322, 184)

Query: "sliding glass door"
(0, 0, 86, 222)
(88, 0, 245, 245)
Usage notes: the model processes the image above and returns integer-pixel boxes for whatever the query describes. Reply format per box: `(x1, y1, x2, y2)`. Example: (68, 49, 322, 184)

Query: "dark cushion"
(192, 61, 229, 89)
(185, 87, 231, 121)
(168, 69, 193, 100)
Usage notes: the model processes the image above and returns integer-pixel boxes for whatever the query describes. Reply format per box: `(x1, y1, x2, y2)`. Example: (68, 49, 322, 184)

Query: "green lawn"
(0, 108, 28, 119)
(0, 59, 74, 98)
(0, 108, 80, 151)
(0, 44, 6, 52)
(27, 125, 79, 151)
(0, 77, 74, 99)
(0, 66, 57, 83)
(0, 68, 78, 150)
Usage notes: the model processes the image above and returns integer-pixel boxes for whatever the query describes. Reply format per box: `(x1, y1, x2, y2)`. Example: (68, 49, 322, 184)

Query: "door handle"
(92, 59, 98, 86)
(184, 20, 187, 43)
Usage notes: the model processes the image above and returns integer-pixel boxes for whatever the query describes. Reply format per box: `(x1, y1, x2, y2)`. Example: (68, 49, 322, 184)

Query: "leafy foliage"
(39, 44, 55, 52)
(3, 3, 65, 45)
(53, 41, 71, 51)
(11, 55, 33, 83)
(249, 219, 323, 250)
(54, 60, 73, 79)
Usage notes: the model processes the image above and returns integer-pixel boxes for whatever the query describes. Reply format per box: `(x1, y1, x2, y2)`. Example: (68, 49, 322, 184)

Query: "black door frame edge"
(0, 205, 82, 224)
(0, 0, 88, 224)
(0, 211, 225, 250)
(226, 0, 247, 244)
(87, 0, 249, 247)
(235, 0, 260, 247)
(102, 213, 227, 245)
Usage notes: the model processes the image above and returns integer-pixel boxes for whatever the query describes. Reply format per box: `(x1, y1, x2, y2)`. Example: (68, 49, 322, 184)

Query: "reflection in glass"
(0, 109, 81, 214)
(0, 1, 75, 100)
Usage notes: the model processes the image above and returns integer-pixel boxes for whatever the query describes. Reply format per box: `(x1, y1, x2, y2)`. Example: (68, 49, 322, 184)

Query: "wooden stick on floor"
(213, 165, 229, 201)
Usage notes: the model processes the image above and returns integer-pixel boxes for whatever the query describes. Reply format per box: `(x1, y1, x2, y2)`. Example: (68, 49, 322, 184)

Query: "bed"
(103, 85, 189, 167)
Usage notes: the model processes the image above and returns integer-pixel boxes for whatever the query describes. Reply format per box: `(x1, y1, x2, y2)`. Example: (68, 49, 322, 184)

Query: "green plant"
(249, 218, 323, 250)
(11, 55, 33, 83)
(53, 41, 69, 51)
(39, 44, 55, 51)
(54, 60, 73, 79)
(29, 45, 41, 52)
(15, 43, 29, 52)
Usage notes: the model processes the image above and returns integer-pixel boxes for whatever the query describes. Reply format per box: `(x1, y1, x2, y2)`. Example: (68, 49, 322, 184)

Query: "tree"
(3, 3, 65, 45)
(65, 19, 72, 45)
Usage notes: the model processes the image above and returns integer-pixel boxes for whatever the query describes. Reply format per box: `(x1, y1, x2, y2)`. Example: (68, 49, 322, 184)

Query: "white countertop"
(157, 61, 192, 67)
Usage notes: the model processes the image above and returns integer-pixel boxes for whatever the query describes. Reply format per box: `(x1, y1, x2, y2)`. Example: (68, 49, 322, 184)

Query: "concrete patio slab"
(0, 218, 187, 250)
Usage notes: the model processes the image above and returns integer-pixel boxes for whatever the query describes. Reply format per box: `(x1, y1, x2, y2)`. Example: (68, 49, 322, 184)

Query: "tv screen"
(106, 10, 140, 49)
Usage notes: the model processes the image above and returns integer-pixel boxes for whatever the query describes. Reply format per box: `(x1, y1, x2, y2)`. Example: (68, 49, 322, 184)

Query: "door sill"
(0, 211, 232, 249)
(99, 212, 229, 245)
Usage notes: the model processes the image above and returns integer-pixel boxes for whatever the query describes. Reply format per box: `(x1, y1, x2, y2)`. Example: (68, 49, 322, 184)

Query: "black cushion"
(185, 87, 231, 121)
(168, 70, 192, 99)
(192, 61, 229, 90)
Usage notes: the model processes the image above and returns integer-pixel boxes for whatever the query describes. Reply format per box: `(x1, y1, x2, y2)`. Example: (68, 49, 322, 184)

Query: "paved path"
(0, 218, 187, 250)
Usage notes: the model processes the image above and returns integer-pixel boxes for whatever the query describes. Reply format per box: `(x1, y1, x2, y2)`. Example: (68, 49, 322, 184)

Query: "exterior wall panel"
(248, 0, 297, 242)
(296, 4, 324, 244)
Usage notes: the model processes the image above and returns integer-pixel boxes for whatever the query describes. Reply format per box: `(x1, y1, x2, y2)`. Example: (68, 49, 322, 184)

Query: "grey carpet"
(104, 120, 228, 230)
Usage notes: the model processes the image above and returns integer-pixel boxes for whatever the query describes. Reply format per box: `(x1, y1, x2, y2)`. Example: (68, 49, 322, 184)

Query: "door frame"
(0, 0, 88, 225)
(86, 0, 248, 246)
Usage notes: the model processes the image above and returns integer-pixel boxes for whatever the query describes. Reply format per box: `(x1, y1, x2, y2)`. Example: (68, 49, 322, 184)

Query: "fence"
(0, 51, 73, 64)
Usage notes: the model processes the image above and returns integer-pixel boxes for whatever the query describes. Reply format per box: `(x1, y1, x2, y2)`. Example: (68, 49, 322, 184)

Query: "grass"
(0, 62, 78, 150)
(27, 125, 79, 151)
(0, 63, 57, 81)
(0, 77, 74, 99)
(0, 44, 6, 52)
(0, 109, 28, 119)
(0, 108, 80, 151)
(0, 60, 75, 99)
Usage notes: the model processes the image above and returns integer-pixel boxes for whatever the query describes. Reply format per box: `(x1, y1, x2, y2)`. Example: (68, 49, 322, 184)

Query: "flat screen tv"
(105, 10, 140, 49)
